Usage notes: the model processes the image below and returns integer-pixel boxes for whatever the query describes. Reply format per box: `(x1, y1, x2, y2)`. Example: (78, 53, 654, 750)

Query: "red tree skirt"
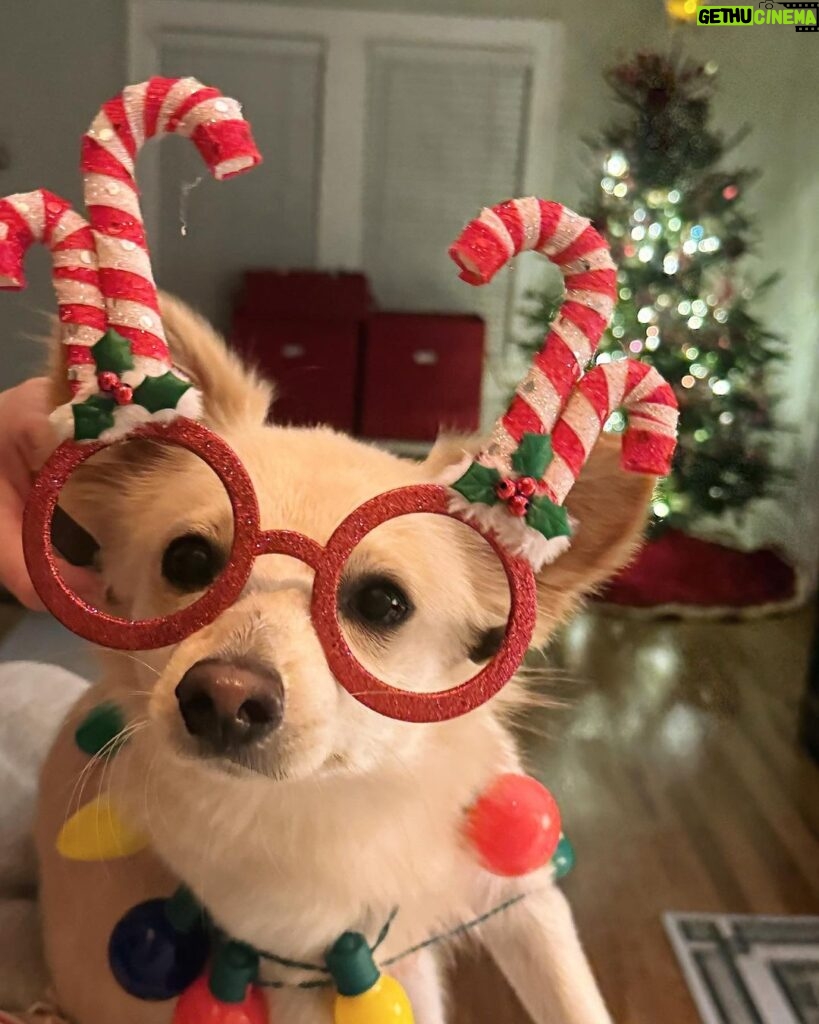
(596, 528, 802, 618)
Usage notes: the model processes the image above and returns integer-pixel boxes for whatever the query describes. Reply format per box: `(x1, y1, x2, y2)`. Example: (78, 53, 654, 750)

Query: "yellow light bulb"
(56, 794, 149, 861)
(665, 0, 698, 21)
(327, 932, 414, 1024)
(334, 974, 415, 1024)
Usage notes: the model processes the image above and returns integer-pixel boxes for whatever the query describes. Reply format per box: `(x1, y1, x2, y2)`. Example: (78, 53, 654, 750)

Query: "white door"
(130, 2, 563, 414)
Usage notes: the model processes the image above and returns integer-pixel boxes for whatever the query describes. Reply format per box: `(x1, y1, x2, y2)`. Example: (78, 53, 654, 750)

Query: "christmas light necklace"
(69, 700, 574, 1023)
(108, 863, 565, 1022)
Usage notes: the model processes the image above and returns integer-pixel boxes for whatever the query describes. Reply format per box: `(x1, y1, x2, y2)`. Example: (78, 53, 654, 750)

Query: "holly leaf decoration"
(72, 394, 116, 441)
(132, 371, 192, 414)
(91, 329, 135, 374)
(525, 495, 572, 540)
(451, 461, 502, 505)
(512, 432, 554, 479)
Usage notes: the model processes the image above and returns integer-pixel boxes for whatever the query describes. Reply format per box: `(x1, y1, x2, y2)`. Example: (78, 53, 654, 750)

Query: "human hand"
(0, 378, 98, 610)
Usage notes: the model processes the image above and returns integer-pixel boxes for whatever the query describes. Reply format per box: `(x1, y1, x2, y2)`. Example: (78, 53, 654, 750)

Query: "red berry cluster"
(495, 476, 537, 517)
(98, 371, 134, 406)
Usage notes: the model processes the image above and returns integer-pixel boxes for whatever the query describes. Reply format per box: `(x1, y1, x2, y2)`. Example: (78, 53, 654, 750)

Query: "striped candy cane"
(542, 360, 678, 504)
(81, 77, 260, 369)
(20, 76, 262, 443)
(0, 190, 105, 392)
(446, 197, 678, 569)
(449, 198, 617, 469)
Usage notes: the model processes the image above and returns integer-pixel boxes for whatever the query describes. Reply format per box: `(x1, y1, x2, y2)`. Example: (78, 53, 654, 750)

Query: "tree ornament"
(465, 774, 561, 877)
(109, 888, 210, 1000)
(173, 942, 267, 1024)
(665, 0, 699, 22)
(326, 932, 414, 1024)
(75, 701, 126, 756)
(56, 793, 149, 861)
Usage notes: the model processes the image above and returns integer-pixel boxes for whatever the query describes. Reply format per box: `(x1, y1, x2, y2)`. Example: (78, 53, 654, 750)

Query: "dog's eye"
(343, 575, 413, 629)
(162, 534, 223, 591)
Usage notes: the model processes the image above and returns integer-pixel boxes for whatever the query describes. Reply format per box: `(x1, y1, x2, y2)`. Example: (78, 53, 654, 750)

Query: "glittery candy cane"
(449, 198, 617, 468)
(542, 360, 678, 504)
(60, 76, 263, 441)
(446, 197, 678, 569)
(0, 189, 105, 394)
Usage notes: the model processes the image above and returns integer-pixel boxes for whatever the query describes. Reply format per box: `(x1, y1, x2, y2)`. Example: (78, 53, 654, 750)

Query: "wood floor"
(452, 604, 819, 1023)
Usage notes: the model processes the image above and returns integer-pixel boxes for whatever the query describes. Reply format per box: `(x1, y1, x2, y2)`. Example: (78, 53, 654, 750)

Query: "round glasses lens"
(336, 513, 512, 698)
(49, 434, 236, 627)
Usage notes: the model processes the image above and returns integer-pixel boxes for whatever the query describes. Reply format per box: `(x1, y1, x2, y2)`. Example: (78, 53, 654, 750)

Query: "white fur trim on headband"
(49, 386, 203, 444)
(436, 454, 574, 571)
(447, 493, 572, 571)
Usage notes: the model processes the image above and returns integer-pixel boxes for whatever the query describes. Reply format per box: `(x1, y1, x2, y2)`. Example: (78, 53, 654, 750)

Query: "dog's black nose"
(175, 658, 284, 752)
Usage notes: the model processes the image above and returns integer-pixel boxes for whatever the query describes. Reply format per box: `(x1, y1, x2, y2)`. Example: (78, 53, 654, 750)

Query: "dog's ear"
(532, 434, 653, 640)
(48, 292, 273, 430)
(158, 294, 273, 429)
(423, 433, 654, 644)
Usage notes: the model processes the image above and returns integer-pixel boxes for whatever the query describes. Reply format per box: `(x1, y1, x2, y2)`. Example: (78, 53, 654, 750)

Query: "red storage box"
(360, 313, 484, 441)
(231, 271, 373, 431)
(232, 316, 361, 432)
(236, 270, 372, 321)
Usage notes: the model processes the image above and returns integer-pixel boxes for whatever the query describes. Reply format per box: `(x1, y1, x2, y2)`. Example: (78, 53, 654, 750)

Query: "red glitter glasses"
(3, 74, 677, 728)
(23, 420, 537, 724)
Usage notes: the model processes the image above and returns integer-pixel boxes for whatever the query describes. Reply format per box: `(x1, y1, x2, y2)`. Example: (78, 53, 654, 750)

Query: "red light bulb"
(174, 942, 268, 1024)
(465, 773, 561, 877)
(173, 975, 268, 1024)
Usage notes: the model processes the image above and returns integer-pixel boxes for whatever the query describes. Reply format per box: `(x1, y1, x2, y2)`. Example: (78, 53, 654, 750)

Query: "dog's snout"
(175, 658, 284, 752)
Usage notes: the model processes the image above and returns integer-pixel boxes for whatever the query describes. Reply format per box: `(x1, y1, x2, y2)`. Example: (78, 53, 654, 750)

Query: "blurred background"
(1, 2, 818, 1021)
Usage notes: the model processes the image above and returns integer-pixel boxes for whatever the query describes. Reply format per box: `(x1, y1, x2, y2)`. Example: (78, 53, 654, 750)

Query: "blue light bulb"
(109, 894, 210, 1001)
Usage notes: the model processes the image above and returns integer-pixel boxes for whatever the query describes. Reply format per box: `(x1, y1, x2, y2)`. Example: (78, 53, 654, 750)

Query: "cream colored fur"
(20, 295, 654, 1023)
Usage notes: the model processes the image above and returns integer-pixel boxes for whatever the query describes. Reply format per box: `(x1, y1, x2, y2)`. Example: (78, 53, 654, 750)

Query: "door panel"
(157, 35, 323, 330)
(363, 44, 532, 360)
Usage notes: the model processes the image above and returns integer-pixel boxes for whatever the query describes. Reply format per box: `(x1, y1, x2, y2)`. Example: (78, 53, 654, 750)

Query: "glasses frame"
(23, 419, 537, 723)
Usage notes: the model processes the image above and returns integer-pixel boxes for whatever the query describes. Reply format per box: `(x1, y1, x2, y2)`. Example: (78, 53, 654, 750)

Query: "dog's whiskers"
(107, 649, 162, 678)
(64, 719, 147, 827)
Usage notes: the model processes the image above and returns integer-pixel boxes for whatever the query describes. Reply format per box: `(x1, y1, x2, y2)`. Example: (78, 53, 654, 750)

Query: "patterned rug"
(665, 913, 819, 1023)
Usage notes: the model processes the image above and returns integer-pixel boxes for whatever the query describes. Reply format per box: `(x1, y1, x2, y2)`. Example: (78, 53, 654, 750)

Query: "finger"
(17, 388, 60, 473)
(0, 478, 45, 609)
(0, 537, 45, 611)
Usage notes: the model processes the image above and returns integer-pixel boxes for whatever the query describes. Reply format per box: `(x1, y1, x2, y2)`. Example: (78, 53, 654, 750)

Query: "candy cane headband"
(1, 78, 677, 724)
(0, 76, 261, 443)
(445, 198, 679, 569)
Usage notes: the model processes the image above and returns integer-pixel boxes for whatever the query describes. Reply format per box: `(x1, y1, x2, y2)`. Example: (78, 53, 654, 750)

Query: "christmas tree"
(520, 53, 786, 533)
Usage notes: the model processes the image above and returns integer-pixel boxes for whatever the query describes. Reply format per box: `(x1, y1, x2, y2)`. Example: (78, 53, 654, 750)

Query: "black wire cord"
(256, 895, 526, 991)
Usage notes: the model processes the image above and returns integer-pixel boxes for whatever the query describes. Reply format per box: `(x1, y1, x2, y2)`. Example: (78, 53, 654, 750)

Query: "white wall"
(1, 0, 817, 563)
(0, 1, 126, 384)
